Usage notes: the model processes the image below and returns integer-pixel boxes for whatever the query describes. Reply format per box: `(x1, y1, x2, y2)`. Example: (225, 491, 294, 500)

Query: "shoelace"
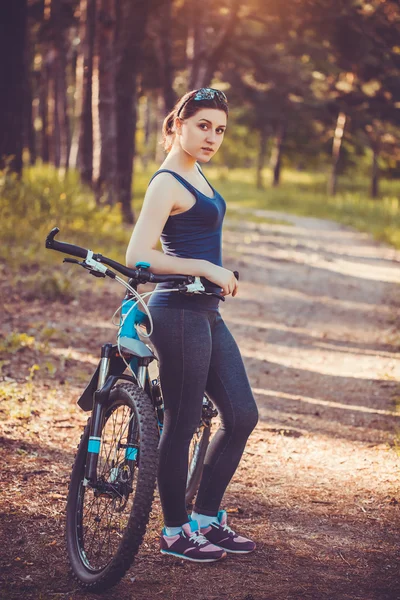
(222, 523, 237, 536)
(188, 531, 209, 546)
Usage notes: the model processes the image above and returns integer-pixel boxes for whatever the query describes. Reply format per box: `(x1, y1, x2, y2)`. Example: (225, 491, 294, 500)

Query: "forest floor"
(1, 211, 400, 600)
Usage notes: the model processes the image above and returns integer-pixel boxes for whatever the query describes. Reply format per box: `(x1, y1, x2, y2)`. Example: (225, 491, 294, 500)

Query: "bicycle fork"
(83, 343, 149, 486)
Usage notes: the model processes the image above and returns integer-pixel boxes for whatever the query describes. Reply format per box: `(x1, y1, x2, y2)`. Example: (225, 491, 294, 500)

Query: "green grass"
(206, 166, 400, 248)
(0, 164, 132, 269)
(1, 163, 400, 276)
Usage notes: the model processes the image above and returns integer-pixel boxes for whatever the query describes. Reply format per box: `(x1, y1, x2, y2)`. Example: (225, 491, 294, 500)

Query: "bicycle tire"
(185, 423, 211, 506)
(66, 382, 158, 592)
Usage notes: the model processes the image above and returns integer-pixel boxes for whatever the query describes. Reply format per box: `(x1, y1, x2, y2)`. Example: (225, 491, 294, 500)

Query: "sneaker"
(201, 510, 256, 554)
(160, 520, 227, 562)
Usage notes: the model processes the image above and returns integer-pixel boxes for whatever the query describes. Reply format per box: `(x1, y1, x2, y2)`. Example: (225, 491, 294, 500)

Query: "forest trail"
(1, 212, 400, 600)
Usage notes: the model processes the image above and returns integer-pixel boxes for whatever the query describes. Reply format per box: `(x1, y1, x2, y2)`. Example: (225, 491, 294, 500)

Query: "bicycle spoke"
(84, 497, 110, 560)
(76, 401, 139, 570)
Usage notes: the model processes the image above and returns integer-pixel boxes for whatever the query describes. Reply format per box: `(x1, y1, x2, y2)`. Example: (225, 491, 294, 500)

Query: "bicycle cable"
(111, 276, 220, 378)
(112, 276, 183, 377)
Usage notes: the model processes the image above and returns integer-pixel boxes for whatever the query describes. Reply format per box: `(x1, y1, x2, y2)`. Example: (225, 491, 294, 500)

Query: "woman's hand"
(203, 264, 239, 297)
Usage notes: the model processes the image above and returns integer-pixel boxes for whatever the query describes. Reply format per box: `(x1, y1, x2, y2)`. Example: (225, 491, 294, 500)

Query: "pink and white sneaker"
(201, 510, 256, 554)
(160, 520, 227, 562)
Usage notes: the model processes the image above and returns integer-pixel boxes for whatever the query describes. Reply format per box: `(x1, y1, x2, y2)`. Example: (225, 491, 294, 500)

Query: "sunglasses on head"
(177, 88, 228, 117)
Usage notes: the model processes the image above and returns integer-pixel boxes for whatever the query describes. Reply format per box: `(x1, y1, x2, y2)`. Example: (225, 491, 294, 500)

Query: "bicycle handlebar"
(45, 227, 194, 284)
(45, 228, 239, 296)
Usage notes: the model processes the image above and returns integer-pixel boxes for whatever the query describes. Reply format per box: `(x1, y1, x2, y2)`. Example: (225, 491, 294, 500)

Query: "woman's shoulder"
(147, 169, 183, 190)
(145, 170, 190, 212)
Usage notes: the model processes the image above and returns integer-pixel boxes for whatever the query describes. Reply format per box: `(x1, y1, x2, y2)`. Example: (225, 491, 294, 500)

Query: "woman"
(126, 88, 259, 563)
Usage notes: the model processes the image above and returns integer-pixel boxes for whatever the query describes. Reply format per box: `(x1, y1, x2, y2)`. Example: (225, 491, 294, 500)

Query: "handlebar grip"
(234, 270, 239, 281)
(45, 227, 60, 247)
(45, 227, 88, 260)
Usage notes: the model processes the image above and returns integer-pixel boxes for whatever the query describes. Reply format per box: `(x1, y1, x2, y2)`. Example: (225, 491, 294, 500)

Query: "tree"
(114, 0, 153, 224)
(50, 0, 71, 170)
(0, 1, 28, 174)
(221, 9, 322, 188)
(70, 0, 96, 183)
(92, 0, 118, 204)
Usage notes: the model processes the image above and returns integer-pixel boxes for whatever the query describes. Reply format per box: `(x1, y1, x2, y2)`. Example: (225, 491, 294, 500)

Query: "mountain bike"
(45, 227, 235, 592)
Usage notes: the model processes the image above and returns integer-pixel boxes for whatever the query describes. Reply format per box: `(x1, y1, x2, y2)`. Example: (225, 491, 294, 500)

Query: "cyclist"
(126, 88, 259, 562)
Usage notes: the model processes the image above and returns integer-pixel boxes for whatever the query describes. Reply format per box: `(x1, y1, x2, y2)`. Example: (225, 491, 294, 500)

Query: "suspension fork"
(84, 347, 151, 484)
(84, 344, 113, 484)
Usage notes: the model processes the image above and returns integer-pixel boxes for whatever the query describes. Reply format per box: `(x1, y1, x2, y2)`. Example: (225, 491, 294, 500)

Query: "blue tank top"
(147, 165, 226, 312)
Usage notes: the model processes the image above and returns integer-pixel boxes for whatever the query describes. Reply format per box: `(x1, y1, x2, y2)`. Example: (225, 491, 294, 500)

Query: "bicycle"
(45, 227, 236, 592)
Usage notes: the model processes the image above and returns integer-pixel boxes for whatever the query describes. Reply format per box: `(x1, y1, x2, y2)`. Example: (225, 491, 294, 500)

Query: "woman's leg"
(149, 307, 212, 527)
(193, 313, 259, 516)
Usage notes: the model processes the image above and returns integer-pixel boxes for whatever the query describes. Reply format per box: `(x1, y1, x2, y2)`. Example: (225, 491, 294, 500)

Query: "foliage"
(0, 332, 36, 355)
(0, 363, 40, 420)
(0, 164, 133, 269)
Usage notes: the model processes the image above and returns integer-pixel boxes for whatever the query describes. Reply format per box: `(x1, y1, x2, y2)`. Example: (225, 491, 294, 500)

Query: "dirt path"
(1, 212, 400, 600)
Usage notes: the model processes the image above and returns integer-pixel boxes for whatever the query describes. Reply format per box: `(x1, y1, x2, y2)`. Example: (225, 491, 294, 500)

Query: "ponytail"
(161, 110, 177, 153)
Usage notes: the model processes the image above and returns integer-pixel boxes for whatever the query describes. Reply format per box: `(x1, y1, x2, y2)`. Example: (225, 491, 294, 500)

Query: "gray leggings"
(148, 307, 259, 527)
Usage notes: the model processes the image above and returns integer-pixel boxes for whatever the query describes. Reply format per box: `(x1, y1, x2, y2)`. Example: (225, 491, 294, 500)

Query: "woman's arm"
(126, 173, 238, 296)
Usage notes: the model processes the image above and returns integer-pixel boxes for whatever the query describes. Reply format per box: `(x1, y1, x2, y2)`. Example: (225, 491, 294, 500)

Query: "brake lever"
(179, 277, 205, 294)
(63, 257, 106, 278)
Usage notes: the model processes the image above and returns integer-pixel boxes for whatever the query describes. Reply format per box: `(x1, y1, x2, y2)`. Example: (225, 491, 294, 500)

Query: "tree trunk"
(56, 62, 70, 171)
(44, 48, 62, 167)
(271, 122, 286, 187)
(51, 60, 61, 167)
(93, 0, 118, 204)
(24, 18, 36, 165)
(51, 0, 70, 171)
(80, 0, 96, 183)
(151, 0, 176, 112)
(42, 1, 58, 166)
(141, 93, 153, 170)
(115, 0, 152, 224)
(370, 145, 379, 199)
(328, 111, 346, 196)
(70, 0, 96, 183)
(69, 54, 82, 168)
(256, 126, 268, 190)
(39, 54, 51, 163)
(0, 0, 28, 174)
(155, 92, 166, 164)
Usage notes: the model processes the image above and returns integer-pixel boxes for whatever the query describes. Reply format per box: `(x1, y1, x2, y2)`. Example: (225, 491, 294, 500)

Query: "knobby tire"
(65, 382, 158, 592)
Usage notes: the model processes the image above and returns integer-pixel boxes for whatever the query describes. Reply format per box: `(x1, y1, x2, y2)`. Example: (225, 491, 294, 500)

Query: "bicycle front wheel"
(66, 382, 158, 592)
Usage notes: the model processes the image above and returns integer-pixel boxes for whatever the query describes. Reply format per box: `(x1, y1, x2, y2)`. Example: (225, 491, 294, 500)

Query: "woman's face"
(176, 108, 227, 163)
